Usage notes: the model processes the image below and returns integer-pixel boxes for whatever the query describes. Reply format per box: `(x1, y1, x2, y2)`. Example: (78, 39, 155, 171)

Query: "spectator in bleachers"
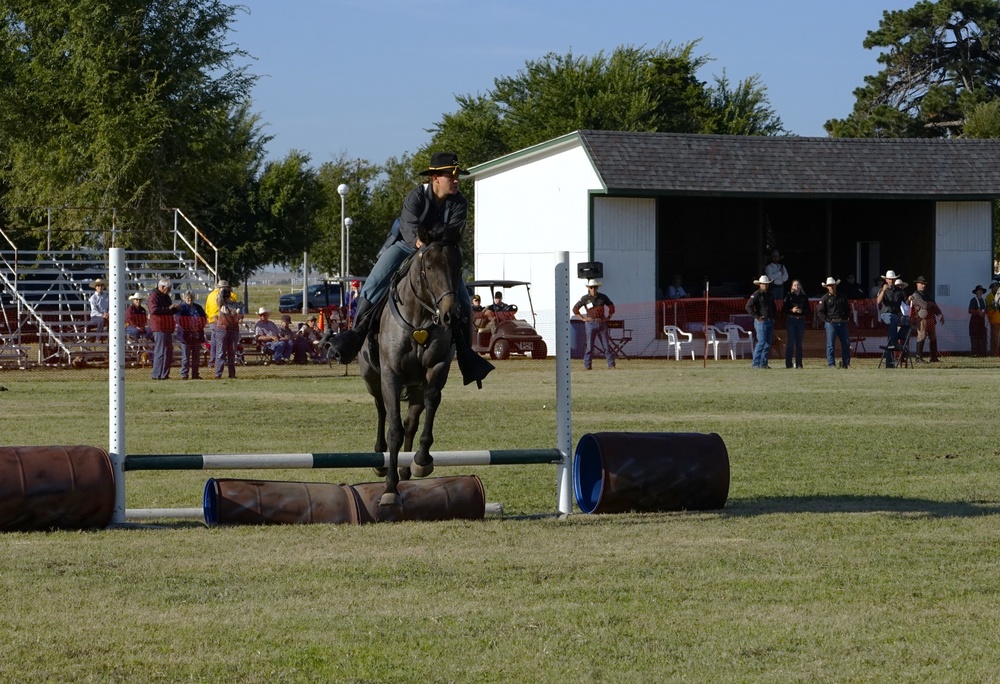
(124, 292, 149, 340)
(666, 274, 688, 299)
(176, 291, 207, 379)
(213, 283, 242, 379)
(89, 278, 109, 336)
(840, 274, 867, 300)
(147, 276, 179, 380)
(782, 279, 810, 369)
(573, 279, 617, 370)
(254, 307, 292, 364)
(746, 274, 776, 369)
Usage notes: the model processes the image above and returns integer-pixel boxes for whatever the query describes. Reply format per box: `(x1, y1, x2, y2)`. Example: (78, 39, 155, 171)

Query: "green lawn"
(1, 361, 998, 682)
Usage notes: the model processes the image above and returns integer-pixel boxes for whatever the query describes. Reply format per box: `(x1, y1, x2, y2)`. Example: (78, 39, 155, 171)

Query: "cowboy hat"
(585, 279, 602, 288)
(894, 278, 908, 288)
(753, 275, 773, 285)
(90, 278, 107, 288)
(257, 307, 269, 315)
(418, 151, 470, 176)
(881, 270, 901, 280)
(914, 276, 928, 284)
(821, 277, 840, 288)
(973, 284, 987, 294)
(216, 280, 230, 289)
(128, 292, 143, 301)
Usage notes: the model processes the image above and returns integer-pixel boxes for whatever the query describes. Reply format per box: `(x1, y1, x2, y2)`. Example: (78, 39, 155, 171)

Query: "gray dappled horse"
(358, 240, 464, 520)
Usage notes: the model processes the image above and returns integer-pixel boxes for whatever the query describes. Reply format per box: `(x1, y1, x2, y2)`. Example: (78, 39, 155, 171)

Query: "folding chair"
(878, 326, 912, 369)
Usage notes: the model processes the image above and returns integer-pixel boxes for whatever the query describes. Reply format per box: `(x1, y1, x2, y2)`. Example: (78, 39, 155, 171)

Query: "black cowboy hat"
(419, 151, 470, 177)
(914, 276, 928, 284)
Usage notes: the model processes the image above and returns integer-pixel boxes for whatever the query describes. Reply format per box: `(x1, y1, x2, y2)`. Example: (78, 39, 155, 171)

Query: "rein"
(388, 243, 459, 334)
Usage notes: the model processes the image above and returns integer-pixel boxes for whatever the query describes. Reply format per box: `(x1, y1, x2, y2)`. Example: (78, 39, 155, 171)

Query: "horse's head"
(319, 327, 337, 352)
(416, 241, 464, 329)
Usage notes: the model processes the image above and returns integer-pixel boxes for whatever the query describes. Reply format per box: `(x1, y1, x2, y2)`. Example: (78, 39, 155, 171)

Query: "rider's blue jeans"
(360, 240, 471, 312)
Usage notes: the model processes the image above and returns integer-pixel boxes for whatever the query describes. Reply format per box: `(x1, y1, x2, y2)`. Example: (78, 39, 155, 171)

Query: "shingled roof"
(573, 130, 1000, 199)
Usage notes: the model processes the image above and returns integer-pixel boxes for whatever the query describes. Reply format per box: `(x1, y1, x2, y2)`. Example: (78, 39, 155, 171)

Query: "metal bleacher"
(0, 210, 216, 368)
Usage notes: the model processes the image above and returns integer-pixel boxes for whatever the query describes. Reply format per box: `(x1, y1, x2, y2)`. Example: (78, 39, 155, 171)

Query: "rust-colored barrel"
(203, 478, 361, 526)
(352, 475, 486, 523)
(573, 432, 729, 514)
(0, 446, 114, 531)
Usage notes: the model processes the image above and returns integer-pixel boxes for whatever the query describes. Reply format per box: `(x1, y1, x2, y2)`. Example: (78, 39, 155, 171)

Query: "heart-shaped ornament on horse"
(412, 329, 429, 345)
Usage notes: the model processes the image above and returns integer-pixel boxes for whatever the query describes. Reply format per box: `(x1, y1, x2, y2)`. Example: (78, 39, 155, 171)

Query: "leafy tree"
(826, 0, 1000, 138)
(703, 71, 786, 136)
(0, 0, 256, 243)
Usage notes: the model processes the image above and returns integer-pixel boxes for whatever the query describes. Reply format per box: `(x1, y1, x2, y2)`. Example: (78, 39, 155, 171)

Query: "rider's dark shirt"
(399, 184, 468, 247)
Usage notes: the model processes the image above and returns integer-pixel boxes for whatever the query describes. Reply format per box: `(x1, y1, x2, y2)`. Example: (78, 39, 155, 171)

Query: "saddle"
(361, 251, 420, 371)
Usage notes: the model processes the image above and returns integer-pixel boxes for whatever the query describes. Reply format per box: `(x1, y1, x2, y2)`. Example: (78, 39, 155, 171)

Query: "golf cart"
(467, 280, 548, 360)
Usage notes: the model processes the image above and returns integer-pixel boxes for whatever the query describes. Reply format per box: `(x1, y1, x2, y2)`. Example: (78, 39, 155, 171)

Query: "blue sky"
(232, 0, 917, 165)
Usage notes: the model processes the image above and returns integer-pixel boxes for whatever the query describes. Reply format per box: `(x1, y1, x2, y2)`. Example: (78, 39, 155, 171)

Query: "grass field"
(1, 361, 999, 682)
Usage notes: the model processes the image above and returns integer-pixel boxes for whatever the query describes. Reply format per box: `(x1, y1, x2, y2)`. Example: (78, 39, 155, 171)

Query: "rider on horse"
(327, 151, 495, 387)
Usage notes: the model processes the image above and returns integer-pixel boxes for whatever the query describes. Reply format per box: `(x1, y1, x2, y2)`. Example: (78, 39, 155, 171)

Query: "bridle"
(388, 242, 460, 332)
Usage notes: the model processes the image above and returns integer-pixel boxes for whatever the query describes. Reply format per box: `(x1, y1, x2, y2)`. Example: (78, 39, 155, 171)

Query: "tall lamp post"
(337, 183, 349, 288)
(344, 217, 353, 283)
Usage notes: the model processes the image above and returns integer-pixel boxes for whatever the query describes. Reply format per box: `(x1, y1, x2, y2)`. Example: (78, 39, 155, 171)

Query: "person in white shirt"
(763, 250, 789, 301)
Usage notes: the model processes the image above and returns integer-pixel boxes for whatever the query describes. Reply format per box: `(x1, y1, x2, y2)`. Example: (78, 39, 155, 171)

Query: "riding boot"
(929, 339, 939, 362)
(915, 339, 926, 362)
(454, 324, 494, 389)
(328, 297, 374, 364)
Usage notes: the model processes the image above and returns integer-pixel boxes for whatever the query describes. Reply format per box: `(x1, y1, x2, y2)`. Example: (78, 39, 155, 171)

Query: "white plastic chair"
(662, 325, 695, 360)
(723, 324, 754, 359)
(705, 325, 735, 360)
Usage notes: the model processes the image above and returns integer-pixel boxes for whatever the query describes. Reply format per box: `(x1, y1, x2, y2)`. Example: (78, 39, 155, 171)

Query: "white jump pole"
(109, 247, 126, 524)
(555, 251, 573, 515)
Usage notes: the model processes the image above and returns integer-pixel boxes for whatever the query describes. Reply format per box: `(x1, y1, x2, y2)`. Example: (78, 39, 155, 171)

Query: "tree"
(0, 0, 256, 243)
(703, 71, 786, 136)
(825, 0, 1000, 138)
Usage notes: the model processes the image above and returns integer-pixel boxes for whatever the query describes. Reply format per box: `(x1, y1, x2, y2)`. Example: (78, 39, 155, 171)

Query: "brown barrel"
(203, 478, 361, 526)
(352, 475, 486, 523)
(573, 432, 729, 514)
(0, 446, 114, 531)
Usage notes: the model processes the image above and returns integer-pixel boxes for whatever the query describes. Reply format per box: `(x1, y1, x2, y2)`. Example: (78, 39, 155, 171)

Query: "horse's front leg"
(397, 393, 425, 481)
(410, 377, 443, 478)
(371, 390, 389, 477)
(378, 373, 404, 519)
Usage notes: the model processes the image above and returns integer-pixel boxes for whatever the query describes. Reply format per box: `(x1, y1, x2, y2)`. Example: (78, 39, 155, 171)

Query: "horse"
(357, 239, 465, 519)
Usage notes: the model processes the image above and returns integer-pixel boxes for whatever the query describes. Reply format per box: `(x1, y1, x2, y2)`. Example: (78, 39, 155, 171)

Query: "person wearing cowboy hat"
(910, 276, 944, 363)
(212, 281, 243, 379)
(326, 151, 494, 388)
(986, 281, 1000, 357)
(124, 292, 149, 341)
(817, 277, 851, 369)
(763, 249, 789, 301)
(876, 269, 905, 366)
(572, 279, 617, 370)
(204, 279, 238, 368)
(969, 284, 989, 356)
(254, 307, 292, 364)
(88, 277, 110, 337)
(746, 274, 777, 368)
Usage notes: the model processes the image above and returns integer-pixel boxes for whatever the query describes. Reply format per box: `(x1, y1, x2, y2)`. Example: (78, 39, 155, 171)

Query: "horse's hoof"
(411, 461, 434, 478)
(379, 492, 399, 508)
(372, 467, 388, 477)
(398, 467, 412, 481)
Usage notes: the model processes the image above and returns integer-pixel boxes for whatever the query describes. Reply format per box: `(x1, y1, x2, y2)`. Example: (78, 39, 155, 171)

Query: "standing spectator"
(254, 308, 292, 364)
(986, 281, 1000, 356)
(763, 250, 789, 301)
(969, 285, 989, 356)
(869, 276, 884, 299)
(124, 292, 149, 341)
(205, 280, 238, 368)
(782, 279, 810, 369)
(910, 276, 944, 363)
(666, 274, 688, 299)
(840, 274, 867, 300)
(175, 291, 207, 379)
(345, 279, 361, 327)
(746, 274, 776, 369)
(896, 279, 912, 352)
(213, 283, 242, 379)
(147, 276, 179, 380)
(817, 277, 851, 369)
(88, 277, 110, 337)
(572, 279, 617, 370)
(876, 269, 904, 367)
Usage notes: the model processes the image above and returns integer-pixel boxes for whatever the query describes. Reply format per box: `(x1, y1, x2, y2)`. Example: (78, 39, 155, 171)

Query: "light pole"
(337, 183, 349, 286)
(301, 249, 308, 316)
(344, 217, 353, 283)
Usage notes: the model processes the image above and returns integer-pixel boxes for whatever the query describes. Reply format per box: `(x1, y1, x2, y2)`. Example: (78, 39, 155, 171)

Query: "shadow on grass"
(722, 495, 1000, 518)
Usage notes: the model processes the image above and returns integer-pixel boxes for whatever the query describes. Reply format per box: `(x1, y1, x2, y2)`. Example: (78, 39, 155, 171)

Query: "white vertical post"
(302, 251, 308, 315)
(109, 248, 126, 525)
(555, 251, 573, 515)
